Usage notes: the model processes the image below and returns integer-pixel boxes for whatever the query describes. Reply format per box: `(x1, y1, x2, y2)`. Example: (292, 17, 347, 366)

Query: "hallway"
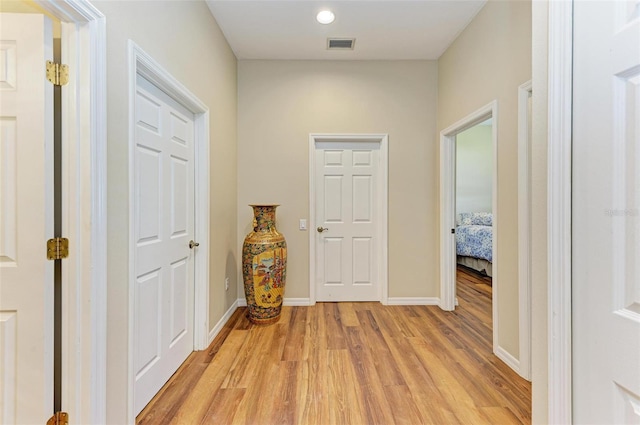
(138, 267, 530, 424)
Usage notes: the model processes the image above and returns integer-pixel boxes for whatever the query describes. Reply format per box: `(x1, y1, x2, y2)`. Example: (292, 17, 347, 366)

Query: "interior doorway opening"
(439, 101, 498, 350)
(454, 118, 494, 281)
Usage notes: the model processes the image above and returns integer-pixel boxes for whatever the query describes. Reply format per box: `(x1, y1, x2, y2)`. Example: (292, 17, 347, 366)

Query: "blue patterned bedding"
(456, 213, 493, 262)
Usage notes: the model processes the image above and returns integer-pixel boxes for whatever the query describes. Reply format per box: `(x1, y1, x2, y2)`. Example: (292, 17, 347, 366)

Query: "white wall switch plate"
(299, 219, 307, 230)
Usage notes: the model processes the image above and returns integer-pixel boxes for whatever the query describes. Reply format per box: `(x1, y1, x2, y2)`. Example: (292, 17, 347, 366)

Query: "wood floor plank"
(207, 308, 248, 358)
(138, 266, 531, 425)
(386, 384, 435, 425)
(296, 305, 330, 425)
(256, 360, 297, 425)
(355, 309, 389, 351)
(344, 326, 396, 425)
(480, 406, 526, 425)
(295, 352, 329, 425)
(372, 305, 418, 338)
(200, 388, 246, 425)
(222, 324, 278, 389)
(384, 335, 452, 424)
(229, 358, 278, 425)
(168, 331, 246, 424)
(326, 349, 365, 424)
(281, 307, 307, 361)
(324, 302, 347, 350)
(336, 302, 360, 327)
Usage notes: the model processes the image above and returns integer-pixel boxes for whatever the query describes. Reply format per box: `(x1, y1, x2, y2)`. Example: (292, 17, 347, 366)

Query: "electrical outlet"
(225, 277, 229, 291)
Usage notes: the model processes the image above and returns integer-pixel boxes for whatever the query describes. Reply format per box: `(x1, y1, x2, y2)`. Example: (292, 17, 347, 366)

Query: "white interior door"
(0, 13, 54, 424)
(573, 1, 640, 422)
(315, 141, 380, 302)
(133, 74, 195, 415)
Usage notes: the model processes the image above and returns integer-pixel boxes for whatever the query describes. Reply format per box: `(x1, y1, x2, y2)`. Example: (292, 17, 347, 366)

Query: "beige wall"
(456, 123, 493, 214)
(531, 1, 548, 422)
(238, 60, 438, 300)
(91, 1, 238, 422)
(437, 0, 532, 358)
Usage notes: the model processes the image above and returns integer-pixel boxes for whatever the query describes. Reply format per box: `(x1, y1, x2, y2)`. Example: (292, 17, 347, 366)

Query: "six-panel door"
(133, 74, 196, 415)
(315, 142, 380, 302)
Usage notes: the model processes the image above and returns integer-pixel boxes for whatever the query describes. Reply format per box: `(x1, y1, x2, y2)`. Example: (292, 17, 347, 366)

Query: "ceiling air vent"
(327, 38, 356, 50)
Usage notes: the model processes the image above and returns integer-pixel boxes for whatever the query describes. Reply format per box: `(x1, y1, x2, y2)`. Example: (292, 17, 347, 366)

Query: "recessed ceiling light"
(316, 10, 335, 25)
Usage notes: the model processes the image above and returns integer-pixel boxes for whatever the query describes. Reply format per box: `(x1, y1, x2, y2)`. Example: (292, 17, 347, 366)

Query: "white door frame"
(127, 41, 210, 422)
(439, 100, 498, 348)
(308, 134, 389, 305)
(35, 1, 107, 423)
(547, 0, 573, 423)
(518, 80, 532, 381)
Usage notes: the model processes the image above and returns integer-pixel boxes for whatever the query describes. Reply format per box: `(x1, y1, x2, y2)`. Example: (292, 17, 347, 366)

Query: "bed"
(456, 212, 493, 277)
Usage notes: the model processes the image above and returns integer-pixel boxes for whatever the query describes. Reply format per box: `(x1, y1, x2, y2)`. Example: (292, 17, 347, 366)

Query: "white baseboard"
(495, 345, 521, 376)
(207, 299, 239, 346)
(283, 298, 312, 306)
(236, 298, 312, 307)
(241, 297, 440, 307)
(386, 297, 440, 306)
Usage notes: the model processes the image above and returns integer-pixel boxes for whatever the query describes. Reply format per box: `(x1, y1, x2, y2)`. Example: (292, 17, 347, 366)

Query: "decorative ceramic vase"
(242, 205, 287, 324)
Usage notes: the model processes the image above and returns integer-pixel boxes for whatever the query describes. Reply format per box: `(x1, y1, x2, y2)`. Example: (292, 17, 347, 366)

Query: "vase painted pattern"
(242, 205, 287, 324)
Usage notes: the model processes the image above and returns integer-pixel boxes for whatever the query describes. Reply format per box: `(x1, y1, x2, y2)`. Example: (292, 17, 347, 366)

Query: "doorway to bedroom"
(455, 119, 494, 281)
(439, 101, 497, 352)
(454, 118, 495, 339)
(440, 97, 532, 379)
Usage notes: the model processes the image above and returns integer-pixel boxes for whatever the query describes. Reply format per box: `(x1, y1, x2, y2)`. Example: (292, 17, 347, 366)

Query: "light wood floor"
(137, 267, 531, 424)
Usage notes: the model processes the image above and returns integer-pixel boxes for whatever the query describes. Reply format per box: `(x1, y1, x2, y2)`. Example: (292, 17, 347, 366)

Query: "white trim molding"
(208, 300, 239, 346)
(439, 123, 458, 312)
(547, 1, 573, 423)
(308, 134, 389, 306)
(518, 80, 533, 381)
(127, 41, 211, 423)
(236, 298, 321, 308)
(238, 298, 313, 307)
(35, 1, 108, 422)
(496, 346, 521, 376)
(283, 298, 313, 306)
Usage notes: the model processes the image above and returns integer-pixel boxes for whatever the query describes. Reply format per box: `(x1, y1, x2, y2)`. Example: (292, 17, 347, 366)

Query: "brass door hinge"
(46, 60, 69, 86)
(47, 412, 69, 425)
(47, 237, 69, 260)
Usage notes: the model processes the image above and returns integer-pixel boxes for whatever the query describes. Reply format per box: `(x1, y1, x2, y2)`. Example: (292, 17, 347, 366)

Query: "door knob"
(317, 227, 329, 233)
(189, 240, 200, 249)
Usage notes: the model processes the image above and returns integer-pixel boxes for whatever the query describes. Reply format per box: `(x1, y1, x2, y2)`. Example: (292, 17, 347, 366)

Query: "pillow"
(457, 212, 492, 226)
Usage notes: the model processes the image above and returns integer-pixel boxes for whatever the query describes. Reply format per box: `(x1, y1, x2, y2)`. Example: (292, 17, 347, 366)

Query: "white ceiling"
(205, 1, 487, 60)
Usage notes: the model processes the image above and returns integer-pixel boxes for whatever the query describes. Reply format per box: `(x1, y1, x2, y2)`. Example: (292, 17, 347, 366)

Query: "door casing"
(35, 1, 108, 423)
(517, 80, 533, 381)
(546, 1, 573, 423)
(127, 41, 210, 423)
(309, 134, 389, 305)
